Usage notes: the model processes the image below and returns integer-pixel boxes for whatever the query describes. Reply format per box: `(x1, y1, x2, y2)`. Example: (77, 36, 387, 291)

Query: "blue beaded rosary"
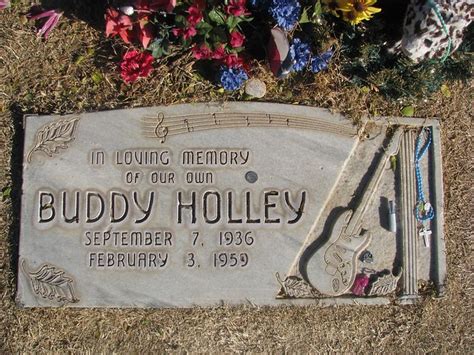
(415, 128, 435, 247)
(415, 127, 435, 221)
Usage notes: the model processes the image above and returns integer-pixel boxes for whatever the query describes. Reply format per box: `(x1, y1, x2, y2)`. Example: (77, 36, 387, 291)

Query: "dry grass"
(0, 2, 473, 353)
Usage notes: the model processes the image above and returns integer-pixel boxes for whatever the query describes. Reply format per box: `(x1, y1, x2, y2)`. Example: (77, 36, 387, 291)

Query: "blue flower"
(268, 0, 301, 31)
(289, 38, 311, 72)
(311, 49, 334, 73)
(219, 66, 248, 91)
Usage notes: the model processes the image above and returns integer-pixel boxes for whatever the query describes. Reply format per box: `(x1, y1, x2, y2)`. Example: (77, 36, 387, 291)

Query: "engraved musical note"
(153, 112, 168, 143)
(184, 119, 194, 132)
(246, 116, 250, 126)
(213, 113, 220, 126)
(267, 114, 272, 124)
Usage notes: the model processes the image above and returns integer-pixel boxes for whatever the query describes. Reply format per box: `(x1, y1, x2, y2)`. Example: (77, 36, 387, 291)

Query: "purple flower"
(27, 7, 63, 39)
(219, 66, 248, 91)
(0, 0, 10, 10)
(310, 49, 334, 73)
(289, 38, 311, 72)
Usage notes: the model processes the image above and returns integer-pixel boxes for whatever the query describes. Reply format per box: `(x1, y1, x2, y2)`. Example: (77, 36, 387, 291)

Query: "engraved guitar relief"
(278, 128, 403, 298)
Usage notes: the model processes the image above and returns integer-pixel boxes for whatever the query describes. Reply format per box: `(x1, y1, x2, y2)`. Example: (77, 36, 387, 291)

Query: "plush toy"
(394, 0, 473, 62)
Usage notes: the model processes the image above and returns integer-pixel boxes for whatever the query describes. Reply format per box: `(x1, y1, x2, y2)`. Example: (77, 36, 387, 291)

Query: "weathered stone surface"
(17, 103, 446, 307)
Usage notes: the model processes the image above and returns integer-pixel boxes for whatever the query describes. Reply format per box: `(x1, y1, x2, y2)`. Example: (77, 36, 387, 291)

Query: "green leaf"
(74, 55, 86, 65)
(196, 21, 213, 36)
(91, 71, 103, 84)
(390, 155, 397, 171)
(300, 7, 310, 24)
(313, 1, 322, 17)
(238, 16, 253, 23)
(311, 1, 322, 23)
(2, 186, 11, 200)
(153, 47, 164, 58)
(440, 84, 451, 98)
(175, 15, 186, 26)
(149, 39, 169, 59)
(208, 9, 225, 25)
(226, 16, 240, 32)
(401, 105, 415, 117)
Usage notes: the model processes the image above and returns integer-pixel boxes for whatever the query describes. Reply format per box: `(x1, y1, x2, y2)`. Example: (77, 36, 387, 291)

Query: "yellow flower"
(338, 0, 381, 25)
(321, 0, 349, 16)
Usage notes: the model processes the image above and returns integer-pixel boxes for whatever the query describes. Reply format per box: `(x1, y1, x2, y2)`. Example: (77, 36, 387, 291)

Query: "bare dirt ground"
(0, 3, 473, 353)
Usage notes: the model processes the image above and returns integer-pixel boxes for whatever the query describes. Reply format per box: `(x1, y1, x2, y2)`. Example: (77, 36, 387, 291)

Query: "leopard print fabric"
(399, 0, 473, 62)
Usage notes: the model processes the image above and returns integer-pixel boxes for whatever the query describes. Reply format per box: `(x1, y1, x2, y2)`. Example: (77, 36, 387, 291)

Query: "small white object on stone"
(119, 6, 134, 15)
(245, 78, 266, 98)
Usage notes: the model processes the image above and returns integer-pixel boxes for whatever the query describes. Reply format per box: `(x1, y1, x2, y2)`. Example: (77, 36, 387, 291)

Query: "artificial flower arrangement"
(101, 0, 383, 90)
(4, 0, 471, 100)
(9, 0, 383, 90)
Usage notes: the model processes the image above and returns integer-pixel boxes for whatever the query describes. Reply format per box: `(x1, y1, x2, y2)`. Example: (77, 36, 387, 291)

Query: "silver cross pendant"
(419, 227, 432, 248)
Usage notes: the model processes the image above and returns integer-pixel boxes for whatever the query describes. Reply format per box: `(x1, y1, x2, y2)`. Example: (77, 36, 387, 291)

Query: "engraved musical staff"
(141, 112, 356, 143)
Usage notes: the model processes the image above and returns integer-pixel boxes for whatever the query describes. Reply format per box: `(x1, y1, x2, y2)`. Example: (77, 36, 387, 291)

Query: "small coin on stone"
(245, 78, 266, 98)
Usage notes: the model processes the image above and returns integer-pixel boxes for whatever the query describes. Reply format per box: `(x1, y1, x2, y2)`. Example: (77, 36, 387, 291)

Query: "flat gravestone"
(17, 103, 446, 307)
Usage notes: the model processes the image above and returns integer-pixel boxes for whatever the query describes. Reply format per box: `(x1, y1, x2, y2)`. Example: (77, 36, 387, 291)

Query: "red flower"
(137, 15, 154, 48)
(105, 7, 133, 43)
(224, 53, 244, 68)
(229, 31, 245, 48)
(135, 0, 176, 13)
(120, 50, 154, 83)
(183, 26, 197, 40)
(192, 44, 212, 59)
(224, 0, 248, 16)
(187, 5, 203, 26)
(194, 0, 206, 10)
(212, 45, 226, 59)
(172, 26, 197, 40)
(172, 27, 182, 37)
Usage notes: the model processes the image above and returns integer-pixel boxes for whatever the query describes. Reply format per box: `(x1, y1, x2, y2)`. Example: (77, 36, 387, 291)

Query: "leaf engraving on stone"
(275, 273, 322, 299)
(21, 259, 79, 303)
(367, 269, 402, 296)
(27, 116, 80, 162)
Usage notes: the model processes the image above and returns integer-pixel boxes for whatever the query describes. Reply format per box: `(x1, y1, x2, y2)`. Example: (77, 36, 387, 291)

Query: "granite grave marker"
(17, 103, 446, 307)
